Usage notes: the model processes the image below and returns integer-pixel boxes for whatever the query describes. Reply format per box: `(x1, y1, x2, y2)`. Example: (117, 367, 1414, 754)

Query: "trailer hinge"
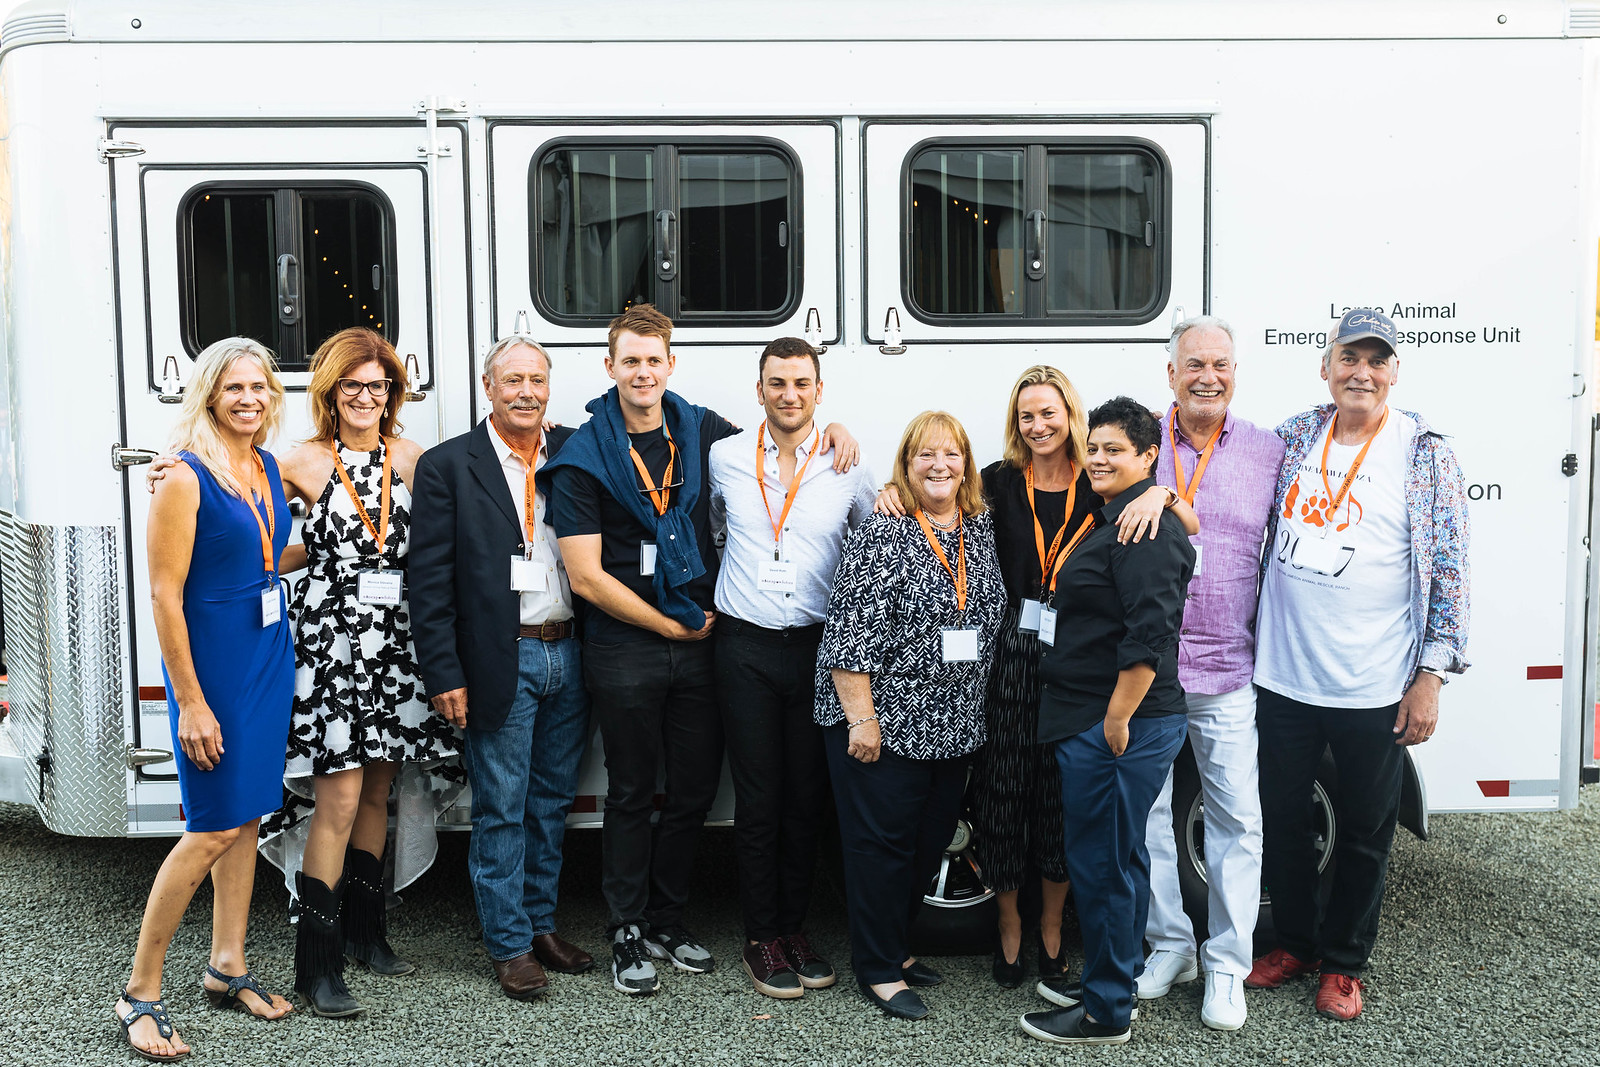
(97, 138, 145, 163)
(111, 445, 159, 471)
(1562, 452, 1579, 477)
(34, 747, 50, 797)
(415, 97, 468, 115)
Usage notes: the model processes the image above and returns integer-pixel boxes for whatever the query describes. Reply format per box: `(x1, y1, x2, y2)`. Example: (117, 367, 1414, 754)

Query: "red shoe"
(1315, 973, 1364, 1019)
(1245, 948, 1320, 989)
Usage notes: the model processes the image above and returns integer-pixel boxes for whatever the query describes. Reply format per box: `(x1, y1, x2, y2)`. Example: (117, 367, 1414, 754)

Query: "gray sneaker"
(644, 924, 715, 974)
(611, 924, 659, 995)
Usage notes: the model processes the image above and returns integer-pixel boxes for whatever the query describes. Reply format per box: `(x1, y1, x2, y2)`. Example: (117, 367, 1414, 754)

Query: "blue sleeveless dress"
(162, 449, 294, 832)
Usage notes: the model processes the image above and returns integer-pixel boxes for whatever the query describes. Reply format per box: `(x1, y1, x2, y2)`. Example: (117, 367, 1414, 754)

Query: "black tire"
(909, 828, 999, 956)
(1171, 742, 1340, 954)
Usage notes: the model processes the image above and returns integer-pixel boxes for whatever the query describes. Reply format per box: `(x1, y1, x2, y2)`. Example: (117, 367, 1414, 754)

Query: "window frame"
(528, 136, 804, 328)
(176, 179, 400, 370)
(898, 136, 1172, 328)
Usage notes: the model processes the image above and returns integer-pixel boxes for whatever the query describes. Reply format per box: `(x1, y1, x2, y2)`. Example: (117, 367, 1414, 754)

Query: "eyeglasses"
(336, 378, 393, 398)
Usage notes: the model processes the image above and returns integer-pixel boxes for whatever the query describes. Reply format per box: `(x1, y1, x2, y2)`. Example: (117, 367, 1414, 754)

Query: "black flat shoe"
(1037, 931, 1068, 977)
(1019, 1004, 1130, 1045)
(993, 948, 1025, 989)
(901, 959, 943, 987)
(859, 980, 929, 1020)
(1036, 977, 1138, 1019)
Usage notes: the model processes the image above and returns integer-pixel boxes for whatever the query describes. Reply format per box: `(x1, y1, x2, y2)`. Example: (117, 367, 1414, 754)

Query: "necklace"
(926, 512, 958, 530)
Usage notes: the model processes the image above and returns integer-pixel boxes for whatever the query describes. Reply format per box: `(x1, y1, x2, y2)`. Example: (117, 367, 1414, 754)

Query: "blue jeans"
(1057, 713, 1188, 1029)
(461, 636, 589, 961)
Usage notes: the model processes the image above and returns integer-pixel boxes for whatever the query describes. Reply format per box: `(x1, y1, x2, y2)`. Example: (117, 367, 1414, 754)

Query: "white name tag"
(1191, 540, 1204, 578)
(1038, 607, 1058, 647)
(640, 542, 658, 576)
(1290, 534, 1354, 577)
(1018, 598, 1043, 634)
(941, 627, 980, 663)
(757, 559, 799, 593)
(357, 569, 404, 605)
(510, 557, 548, 593)
(260, 584, 281, 628)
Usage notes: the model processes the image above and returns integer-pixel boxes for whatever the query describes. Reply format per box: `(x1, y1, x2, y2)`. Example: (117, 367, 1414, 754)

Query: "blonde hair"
(167, 337, 285, 497)
(889, 411, 986, 519)
(1001, 365, 1089, 472)
(306, 328, 408, 442)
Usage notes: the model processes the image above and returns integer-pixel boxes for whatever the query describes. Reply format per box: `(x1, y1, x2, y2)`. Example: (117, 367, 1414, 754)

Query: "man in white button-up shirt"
(707, 337, 876, 1000)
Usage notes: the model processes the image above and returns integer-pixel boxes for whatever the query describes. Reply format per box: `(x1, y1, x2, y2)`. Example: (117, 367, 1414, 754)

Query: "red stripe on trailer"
(1477, 780, 1511, 797)
(1526, 665, 1562, 680)
(1594, 704, 1599, 761)
(137, 686, 167, 700)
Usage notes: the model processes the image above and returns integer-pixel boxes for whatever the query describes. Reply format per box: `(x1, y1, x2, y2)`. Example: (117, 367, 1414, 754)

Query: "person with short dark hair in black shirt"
(1020, 396, 1196, 1047)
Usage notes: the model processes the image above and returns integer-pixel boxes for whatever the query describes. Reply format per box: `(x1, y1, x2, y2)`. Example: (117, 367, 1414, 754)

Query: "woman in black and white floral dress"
(258, 328, 461, 1018)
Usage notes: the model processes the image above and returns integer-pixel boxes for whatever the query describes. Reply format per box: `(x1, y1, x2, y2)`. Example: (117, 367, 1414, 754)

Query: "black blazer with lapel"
(409, 420, 576, 732)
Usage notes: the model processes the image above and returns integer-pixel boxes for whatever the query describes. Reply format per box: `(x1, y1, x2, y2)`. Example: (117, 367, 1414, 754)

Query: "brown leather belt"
(518, 621, 573, 641)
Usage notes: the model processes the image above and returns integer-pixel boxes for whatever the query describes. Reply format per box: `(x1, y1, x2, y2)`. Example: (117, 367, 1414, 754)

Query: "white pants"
(1143, 683, 1262, 978)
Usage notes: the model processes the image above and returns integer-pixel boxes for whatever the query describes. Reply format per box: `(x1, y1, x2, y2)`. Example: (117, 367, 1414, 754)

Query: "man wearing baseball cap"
(1247, 308, 1470, 1020)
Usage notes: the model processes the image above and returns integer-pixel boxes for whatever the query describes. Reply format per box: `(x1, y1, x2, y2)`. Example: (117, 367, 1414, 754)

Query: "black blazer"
(409, 420, 576, 732)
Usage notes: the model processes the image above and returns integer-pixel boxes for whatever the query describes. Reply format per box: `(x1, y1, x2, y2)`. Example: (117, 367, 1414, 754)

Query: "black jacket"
(408, 420, 576, 732)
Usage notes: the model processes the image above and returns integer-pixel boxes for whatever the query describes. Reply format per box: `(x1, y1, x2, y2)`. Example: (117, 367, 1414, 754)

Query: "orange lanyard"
(330, 437, 392, 557)
(630, 423, 678, 517)
(240, 448, 277, 579)
(1319, 407, 1389, 526)
(490, 416, 545, 543)
(1169, 405, 1225, 506)
(1046, 514, 1097, 595)
(1025, 460, 1077, 590)
(756, 422, 820, 560)
(914, 510, 968, 612)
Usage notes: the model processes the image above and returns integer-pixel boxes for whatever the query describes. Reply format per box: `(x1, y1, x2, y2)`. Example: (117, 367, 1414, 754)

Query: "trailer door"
(108, 124, 467, 833)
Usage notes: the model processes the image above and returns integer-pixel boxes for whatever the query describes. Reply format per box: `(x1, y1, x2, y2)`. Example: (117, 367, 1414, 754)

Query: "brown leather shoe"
(531, 932, 595, 975)
(491, 951, 549, 1000)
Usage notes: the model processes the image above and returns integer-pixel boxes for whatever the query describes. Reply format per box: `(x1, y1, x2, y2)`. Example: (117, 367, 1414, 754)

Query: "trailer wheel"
(1172, 743, 1339, 953)
(908, 819, 999, 956)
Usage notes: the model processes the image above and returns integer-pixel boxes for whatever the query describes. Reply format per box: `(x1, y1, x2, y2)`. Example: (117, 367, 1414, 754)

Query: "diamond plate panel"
(0, 513, 128, 835)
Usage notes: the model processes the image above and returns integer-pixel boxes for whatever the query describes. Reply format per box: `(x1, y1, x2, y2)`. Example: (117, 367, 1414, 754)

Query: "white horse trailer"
(0, 1, 1595, 914)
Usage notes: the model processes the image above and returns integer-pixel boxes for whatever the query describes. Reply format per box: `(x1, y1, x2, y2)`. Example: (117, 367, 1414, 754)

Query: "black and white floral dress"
(259, 440, 463, 894)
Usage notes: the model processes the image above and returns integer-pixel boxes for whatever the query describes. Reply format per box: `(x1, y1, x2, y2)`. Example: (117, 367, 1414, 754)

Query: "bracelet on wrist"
(846, 714, 878, 729)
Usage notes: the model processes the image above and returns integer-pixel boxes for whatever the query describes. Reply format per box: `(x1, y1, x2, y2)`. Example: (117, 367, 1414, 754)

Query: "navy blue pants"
(824, 724, 969, 984)
(1057, 713, 1188, 1028)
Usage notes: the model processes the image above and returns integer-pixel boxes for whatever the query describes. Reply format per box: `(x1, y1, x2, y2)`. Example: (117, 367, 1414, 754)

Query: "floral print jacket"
(1267, 404, 1470, 679)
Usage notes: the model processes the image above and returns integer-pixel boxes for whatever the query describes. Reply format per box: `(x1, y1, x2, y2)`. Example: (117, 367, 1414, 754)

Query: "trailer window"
(533, 142, 798, 324)
(183, 184, 396, 368)
(906, 142, 1164, 324)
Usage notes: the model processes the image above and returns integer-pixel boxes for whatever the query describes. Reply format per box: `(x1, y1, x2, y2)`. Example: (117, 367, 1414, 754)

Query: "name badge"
(941, 627, 980, 663)
(1191, 539, 1204, 578)
(1038, 606, 1058, 647)
(510, 557, 548, 593)
(1018, 599, 1043, 634)
(640, 542, 658, 577)
(757, 559, 799, 593)
(260, 584, 281, 628)
(1290, 534, 1353, 577)
(357, 569, 404, 606)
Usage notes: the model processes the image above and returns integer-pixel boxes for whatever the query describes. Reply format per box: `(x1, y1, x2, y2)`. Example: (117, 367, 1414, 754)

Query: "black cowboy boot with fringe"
(295, 870, 364, 1017)
(343, 846, 416, 976)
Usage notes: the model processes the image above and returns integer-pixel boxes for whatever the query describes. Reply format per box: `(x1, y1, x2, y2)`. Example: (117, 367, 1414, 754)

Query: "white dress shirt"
(487, 417, 574, 626)
(709, 425, 876, 628)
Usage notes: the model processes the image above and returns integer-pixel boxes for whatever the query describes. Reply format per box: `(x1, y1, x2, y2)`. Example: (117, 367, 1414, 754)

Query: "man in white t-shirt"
(1248, 307, 1470, 1021)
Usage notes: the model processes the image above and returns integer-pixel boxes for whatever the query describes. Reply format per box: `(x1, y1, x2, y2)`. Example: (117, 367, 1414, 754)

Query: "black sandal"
(116, 989, 188, 1063)
(202, 965, 288, 1018)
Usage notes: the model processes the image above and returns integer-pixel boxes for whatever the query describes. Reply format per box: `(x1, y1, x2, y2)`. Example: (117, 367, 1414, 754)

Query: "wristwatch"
(1418, 666, 1448, 684)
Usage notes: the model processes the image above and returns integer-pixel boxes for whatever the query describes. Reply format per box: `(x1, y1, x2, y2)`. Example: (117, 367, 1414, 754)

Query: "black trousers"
(714, 617, 829, 942)
(823, 724, 968, 985)
(584, 636, 722, 934)
(1256, 686, 1405, 976)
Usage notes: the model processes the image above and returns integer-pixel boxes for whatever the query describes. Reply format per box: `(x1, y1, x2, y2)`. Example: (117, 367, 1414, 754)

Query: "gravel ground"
(3, 788, 1599, 1067)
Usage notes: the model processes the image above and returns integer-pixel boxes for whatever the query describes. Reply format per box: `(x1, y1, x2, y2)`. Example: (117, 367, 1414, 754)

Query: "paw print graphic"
(1300, 492, 1329, 528)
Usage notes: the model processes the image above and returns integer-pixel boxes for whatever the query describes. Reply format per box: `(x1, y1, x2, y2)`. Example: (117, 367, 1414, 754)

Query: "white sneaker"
(1201, 971, 1248, 1031)
(1134, 949, 1198, 1000)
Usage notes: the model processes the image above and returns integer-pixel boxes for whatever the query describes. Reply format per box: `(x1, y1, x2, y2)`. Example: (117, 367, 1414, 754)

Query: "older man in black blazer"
(409, 335, 592, 1002)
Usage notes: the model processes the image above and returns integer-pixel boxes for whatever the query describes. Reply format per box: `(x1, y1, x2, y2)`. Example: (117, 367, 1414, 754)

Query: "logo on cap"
(1331, 308, 1398, 353)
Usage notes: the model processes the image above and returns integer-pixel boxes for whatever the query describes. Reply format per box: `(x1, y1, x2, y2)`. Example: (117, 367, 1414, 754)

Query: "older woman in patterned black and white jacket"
(815, 410, 1007, 1022)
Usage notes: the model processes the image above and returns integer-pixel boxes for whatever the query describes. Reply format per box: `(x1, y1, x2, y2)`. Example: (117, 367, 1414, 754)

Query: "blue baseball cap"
(1331, 307, 1398, 354)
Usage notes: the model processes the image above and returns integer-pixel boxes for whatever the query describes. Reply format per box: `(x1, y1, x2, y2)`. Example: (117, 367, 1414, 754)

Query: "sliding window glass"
(184, 184, 396, 369)
(906, 141, 1166, 325)
(534, 141, 799, 324)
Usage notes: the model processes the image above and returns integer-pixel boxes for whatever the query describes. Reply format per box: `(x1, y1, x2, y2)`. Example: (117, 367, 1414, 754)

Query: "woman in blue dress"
(115, 337, 298, 1062)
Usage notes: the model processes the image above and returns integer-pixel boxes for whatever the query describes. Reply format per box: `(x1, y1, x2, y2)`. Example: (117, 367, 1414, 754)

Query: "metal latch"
(1562, 453, 1579, 477)
(97, 139, 146, 163)
(35, 747, 50, 797)
(111, 446, 160, 471)
(804, 307, 828, 354)
(159, 355, 185, 403)
(403, 353, 425, 402)
(126, 745, 172, 769)
(879, 308, 906, 355)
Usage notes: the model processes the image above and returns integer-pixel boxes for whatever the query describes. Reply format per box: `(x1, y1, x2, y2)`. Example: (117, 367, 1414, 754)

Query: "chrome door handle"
(111, 446, 160, 471)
